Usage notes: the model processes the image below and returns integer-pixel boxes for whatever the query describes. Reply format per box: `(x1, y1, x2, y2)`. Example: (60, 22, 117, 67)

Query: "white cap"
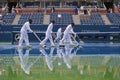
(58, 14, 61, 18)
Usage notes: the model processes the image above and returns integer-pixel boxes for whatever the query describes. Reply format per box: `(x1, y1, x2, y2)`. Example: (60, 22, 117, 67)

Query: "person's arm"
(49, 23, 53, 33)
(26, 23, 33, 33)
(70, 27, 76, 37)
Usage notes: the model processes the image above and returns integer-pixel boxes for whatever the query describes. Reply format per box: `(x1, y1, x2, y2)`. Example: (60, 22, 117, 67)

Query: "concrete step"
(43, 15, 50, 24)
(72, 15, 80, 25)
(12, 15, 21, 25)
(101, 15, 111, 25)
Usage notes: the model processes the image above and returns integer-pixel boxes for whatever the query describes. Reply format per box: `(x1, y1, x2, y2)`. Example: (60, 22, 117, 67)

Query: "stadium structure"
(0, 0, 120, 43)
(0, 1, 120, 80)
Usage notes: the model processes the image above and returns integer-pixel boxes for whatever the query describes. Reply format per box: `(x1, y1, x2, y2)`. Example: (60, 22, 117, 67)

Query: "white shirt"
(64, 24, 75, 35)
(20, 22, 33, 33)
(46, 23, 53, 34)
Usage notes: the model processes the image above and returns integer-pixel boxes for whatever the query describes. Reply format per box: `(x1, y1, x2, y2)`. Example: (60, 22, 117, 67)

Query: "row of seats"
(1, 13, 15, 25)
(1, 12, 120, 25)
(106, 13, 120, 25)
(18, 13, 44, 25)
(80, 12, 105, 25)
(50, 12, 73, 25)
(47, 6, 76, 8)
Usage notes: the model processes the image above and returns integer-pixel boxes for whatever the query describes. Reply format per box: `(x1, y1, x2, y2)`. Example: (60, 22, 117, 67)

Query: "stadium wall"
(0, 25, 120, 44)
(0, 25, 120, 32)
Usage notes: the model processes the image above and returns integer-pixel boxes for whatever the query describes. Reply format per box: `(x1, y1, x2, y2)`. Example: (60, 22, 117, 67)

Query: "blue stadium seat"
(106, 13, 120, 25)
(2, 13, 15, 25)
(50, 12, 73, 25)
(18, 13, 44, 25)
(80, 12, 105, 25)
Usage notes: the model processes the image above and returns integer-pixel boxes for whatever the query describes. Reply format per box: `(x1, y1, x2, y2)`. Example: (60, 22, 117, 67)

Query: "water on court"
(0, 42, 120, 80)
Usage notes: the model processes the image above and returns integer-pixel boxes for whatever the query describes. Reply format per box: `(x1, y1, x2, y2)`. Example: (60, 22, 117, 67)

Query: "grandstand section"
(50, 12, 73, 25)
(1, 13, 15, 25)
(80, 12, 105, 25)
(18, 13, 44, 25)
(1, 0, 119, 26)
(106, 13, 120, 25)
(1, 12, 120, 25)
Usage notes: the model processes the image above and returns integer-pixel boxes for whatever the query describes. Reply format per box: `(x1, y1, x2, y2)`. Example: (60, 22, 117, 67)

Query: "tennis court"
(0, 42, 120, 80)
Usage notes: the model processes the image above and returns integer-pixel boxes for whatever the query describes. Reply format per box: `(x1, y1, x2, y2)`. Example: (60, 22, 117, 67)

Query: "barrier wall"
(0, 25, 120, 32)
(0, 25, 120, 44)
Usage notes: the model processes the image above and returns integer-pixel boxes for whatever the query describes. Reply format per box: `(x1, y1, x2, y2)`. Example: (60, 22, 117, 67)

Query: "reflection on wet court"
(0, 43, 120, 80)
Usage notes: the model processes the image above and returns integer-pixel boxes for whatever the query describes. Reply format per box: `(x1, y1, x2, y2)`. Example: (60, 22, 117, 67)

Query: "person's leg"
(18, 33, 24, 47)
(49, 34, 55, 46)
(59, 36, 65, 45)
(59, 34, 67, 45)
(69, 34, 73, 45)
(24, 33, 30, 46)
(40, 33, 48, 46)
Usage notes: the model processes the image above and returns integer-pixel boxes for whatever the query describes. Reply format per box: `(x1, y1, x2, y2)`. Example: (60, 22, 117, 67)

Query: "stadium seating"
(18, 13, 44, 25)
(47, 6, 76, 8)
(80, 12, 105, 25)
(106, 13, 120, 25)
(50, 12, 73, 25)
(2, 13, 16, 25)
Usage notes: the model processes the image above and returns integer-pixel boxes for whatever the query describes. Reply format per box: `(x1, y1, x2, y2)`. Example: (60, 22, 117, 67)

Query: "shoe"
(51, 45, 55, 47)
(27, 45, 32, 49)
(40, 43, 46, 48)
(70, 43, 74, 47)
(54, 39, 57, 42)
(59, 44, 65, 47)
(40, 43, 43, 47)
(72, 41, 76, 44)
(18, 46, 22, 49)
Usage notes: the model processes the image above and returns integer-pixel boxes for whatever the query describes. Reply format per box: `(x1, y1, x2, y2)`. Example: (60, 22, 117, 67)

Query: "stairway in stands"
(12, 14, 21, 25)
(101, 15, 111, 25)
(43, 15, 50, 25)
(72, 15, 80, 25)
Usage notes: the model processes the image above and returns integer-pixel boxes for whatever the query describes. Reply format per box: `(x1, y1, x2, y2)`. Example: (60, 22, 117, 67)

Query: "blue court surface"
(0, 42, 120, 80)
(0, 42, 120, 55)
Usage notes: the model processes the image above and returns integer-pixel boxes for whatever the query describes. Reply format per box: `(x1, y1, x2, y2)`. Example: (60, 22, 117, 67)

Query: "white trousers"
(59, 33, 72, 45)
(40, 33, 54, 46)
(18, 31, 30, 46)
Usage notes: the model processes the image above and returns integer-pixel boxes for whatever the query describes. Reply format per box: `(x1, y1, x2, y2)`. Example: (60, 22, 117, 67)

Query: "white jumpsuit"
(56, 27, 62, 40)
(40, 23, 54, 46)
(59, 24, 76, 45)
(18, 22, 33, 46)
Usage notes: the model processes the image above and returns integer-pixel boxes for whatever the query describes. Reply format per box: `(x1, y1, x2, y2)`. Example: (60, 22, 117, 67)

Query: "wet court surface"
(0, 42, 120, 80)
(0, 42, 120, 55)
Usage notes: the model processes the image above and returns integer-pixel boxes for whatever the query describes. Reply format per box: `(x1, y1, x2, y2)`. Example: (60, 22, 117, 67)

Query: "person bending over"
(59, 23, 76, 46)
(18, 19, 33, 49)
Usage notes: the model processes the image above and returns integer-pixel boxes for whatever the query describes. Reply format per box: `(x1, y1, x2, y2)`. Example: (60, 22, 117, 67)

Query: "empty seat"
(106, 13, 120, 25)
(80, 12, 105, 25)
(1, 13, 15, 25)
(50, 12, 73, 25)
(18, 13, 44, 25)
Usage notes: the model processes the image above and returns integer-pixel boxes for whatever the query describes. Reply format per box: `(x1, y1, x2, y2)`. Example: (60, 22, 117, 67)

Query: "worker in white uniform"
(54, 27, 63, 42)
(40, 20, 55, 47)
(59, 23, 76, 46)
(18, 19, 33, 49)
